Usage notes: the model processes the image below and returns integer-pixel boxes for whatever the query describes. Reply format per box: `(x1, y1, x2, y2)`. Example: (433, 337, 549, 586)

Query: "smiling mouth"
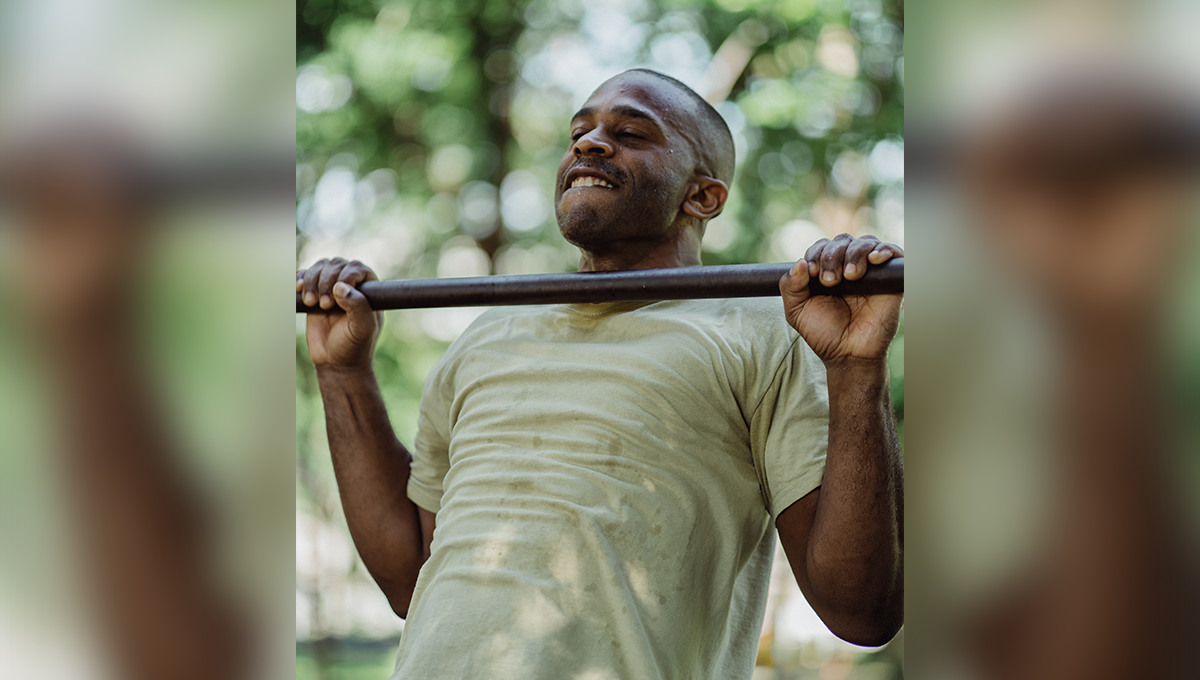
(569, 175, 614, 189)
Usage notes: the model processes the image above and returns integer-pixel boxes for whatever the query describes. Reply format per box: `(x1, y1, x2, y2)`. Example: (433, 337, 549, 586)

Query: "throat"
(576, 236, 703, 272)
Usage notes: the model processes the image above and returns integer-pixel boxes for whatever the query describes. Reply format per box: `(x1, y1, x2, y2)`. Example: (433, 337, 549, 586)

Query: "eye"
(570, 129, 589, 141)
(618, 130, 644, 140)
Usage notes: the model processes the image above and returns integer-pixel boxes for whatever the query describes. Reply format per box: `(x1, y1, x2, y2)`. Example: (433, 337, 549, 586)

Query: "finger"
(335, 261, 378, 289)
(332, 280, 377, 338)
(843, 236, 880, 281)
(804, 239, 829, 278)
(818, 233, 853, 286)
(296, 271, 304, 292)
(867, 242, 904, 264)
(317, 258, 349, 310)
(779, 259, 813, 303)
(301, 260, 327, 308)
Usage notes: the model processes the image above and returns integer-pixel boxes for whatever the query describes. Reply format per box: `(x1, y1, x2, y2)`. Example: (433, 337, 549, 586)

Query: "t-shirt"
(395, 297, 829, 680)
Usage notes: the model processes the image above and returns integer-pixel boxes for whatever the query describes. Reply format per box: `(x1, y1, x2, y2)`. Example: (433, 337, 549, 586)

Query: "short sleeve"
(749, 338, 830, 518)
(407, 359, 454, 513)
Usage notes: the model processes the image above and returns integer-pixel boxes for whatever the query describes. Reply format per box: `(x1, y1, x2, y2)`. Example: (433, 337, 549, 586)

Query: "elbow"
(386, 593, 412, 620)
(376, 573, 420, 620)
(804, 549, 904, 647)
(820, 592, 904, 647)
(828, 613, 903, 648)
(374, 547, 430, 620)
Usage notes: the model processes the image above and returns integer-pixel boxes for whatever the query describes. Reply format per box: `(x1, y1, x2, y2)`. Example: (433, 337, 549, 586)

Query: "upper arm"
(750, 338, 829, 517)
(775, 485, 820, 595)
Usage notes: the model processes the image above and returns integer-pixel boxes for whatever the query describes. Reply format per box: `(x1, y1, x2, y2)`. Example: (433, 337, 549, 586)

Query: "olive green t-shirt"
(396, 297, 829, 680)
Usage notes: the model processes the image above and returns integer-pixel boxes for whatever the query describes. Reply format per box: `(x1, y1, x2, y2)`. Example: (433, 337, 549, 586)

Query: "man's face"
(554, 74, 698, 252)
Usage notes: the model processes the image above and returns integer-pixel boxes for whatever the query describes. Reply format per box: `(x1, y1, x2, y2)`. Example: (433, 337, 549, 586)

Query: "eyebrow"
(571, 104, 663, 129)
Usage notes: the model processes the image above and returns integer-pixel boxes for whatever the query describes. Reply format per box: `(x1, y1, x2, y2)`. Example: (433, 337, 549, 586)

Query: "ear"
(680, 176, 729, 220)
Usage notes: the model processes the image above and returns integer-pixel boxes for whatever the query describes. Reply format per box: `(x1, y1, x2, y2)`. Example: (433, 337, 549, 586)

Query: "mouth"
(563, 167, 619, 192)
(569, 175, 614, 189)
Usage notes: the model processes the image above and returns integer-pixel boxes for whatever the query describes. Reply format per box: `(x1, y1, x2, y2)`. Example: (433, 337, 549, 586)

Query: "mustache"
(562, 159, 627, 187)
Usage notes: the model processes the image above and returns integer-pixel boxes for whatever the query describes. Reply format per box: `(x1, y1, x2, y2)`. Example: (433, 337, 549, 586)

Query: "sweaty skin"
(299, 69, 903, 646)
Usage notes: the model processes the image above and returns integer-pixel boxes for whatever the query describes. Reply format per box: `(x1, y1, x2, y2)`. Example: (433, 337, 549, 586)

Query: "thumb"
(332, 281, 375, 328)
(779, 260, 812, 303)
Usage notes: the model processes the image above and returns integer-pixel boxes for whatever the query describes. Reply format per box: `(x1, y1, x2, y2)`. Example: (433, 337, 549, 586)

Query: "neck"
(576, 227, 703, 272)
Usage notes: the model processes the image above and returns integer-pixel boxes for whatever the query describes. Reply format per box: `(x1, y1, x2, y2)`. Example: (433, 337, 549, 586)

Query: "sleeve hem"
(768, 465, 825, 519)
(407, 477, 444, 514)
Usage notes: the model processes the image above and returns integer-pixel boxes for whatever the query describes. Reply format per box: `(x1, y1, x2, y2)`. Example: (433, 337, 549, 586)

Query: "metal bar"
(297, 259, 903, 313)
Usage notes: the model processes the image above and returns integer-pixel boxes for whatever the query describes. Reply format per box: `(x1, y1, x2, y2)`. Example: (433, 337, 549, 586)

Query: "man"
(298, 69, 903, 679)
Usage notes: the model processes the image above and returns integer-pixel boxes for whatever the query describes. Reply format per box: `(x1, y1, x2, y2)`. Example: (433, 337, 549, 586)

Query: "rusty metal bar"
(297, 259, 903, 313)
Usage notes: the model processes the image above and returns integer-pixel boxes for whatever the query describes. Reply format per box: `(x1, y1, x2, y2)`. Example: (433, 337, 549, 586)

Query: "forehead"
(574, 74, 694, 127)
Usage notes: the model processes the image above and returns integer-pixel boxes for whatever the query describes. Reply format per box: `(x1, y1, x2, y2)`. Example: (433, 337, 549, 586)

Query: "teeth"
(570, 176, 613, 189)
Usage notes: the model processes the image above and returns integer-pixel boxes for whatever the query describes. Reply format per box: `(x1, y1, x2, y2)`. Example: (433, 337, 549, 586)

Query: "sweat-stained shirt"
(395, 296, 829, 680)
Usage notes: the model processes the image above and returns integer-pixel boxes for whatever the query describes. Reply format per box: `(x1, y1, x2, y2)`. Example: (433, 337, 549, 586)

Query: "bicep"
(418, 506, 436, 562)
(775, 485, 820, 591)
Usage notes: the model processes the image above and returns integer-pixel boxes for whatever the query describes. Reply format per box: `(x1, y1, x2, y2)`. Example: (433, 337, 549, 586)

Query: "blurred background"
(0, 1, 295, 679)
(295, 0, 905, 678)
(905, 0, 1199, 678)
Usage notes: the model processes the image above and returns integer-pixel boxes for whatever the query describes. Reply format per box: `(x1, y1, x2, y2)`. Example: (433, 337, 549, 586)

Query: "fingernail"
(320, 295, 332, 308)
(844, 263, 857, 276)
(821, 271, 836, 284)
(808, 261, 819, 276)
(791, 261, 804, 277)
(304, 292, 316, 306)
(334, 282, 348, 296)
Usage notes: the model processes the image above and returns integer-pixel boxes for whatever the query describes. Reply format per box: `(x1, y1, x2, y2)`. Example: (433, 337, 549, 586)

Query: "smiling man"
(298, 69, 903, 680)
(554, 71, 734, 272)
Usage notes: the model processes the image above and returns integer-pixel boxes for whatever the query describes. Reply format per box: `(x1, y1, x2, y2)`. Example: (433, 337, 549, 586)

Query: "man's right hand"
(298, 258, 384, 370)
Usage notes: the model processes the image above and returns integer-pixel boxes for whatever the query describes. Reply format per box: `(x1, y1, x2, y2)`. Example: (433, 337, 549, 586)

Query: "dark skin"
(554, 76, 727, 271)
(300, 71, 903, 644)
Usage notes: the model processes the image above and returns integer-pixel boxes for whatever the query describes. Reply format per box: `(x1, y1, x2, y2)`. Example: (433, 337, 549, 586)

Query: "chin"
(556, 204, 612, 249)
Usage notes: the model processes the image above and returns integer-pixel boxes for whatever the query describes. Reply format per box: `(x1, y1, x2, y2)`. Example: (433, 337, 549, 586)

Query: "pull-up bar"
(296, 259, 904, 312)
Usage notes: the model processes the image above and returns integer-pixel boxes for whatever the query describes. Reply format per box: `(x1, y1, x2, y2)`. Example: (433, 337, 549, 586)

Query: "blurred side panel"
(0, 1, 296, 679)
(906, 0, 1200, 678)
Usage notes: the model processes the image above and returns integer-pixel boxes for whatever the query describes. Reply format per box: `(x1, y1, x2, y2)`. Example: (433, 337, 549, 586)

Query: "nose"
(572, 129, 614, 158)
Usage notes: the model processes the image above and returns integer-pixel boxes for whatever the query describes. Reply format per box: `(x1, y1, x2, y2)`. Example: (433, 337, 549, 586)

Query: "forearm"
(316, 365, 426, 615)
(785, 359, 904, 644)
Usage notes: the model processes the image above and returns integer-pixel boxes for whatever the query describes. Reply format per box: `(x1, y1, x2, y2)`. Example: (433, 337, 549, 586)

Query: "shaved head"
(623, 69, 736, 184)
(554, 68, 736, 270)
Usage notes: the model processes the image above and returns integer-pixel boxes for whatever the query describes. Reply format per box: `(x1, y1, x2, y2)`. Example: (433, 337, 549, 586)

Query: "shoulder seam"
(747, 335, 803, 424)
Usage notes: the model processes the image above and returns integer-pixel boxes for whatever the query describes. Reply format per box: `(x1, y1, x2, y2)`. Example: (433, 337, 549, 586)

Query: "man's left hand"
(780, 234, 903, 365)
